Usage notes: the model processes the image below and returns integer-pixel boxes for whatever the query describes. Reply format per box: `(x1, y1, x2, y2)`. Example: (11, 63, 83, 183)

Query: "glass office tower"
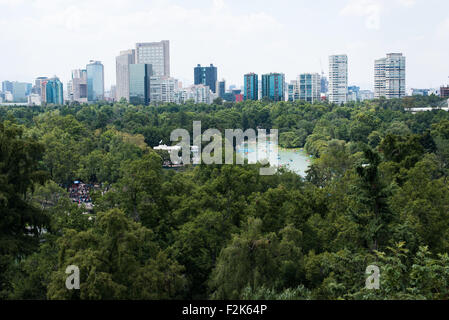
(129, 64, 152, 105)
(244, 73, 258, 101)
(194, 64, 218, 93)
(261, 73, 285, 102)
(87, 60, 105, 102)
(45, 78, 64, 104)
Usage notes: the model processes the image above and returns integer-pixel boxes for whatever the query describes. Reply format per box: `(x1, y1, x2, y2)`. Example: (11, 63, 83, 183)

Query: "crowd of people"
(68, 181, 94, 210)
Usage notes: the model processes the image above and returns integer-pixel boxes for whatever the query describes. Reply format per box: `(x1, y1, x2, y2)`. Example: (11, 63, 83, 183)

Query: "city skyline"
(1, 0, 449, 91)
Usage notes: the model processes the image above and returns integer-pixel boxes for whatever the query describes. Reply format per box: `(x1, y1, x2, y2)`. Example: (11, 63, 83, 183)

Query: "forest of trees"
(1, 95, 449, 300)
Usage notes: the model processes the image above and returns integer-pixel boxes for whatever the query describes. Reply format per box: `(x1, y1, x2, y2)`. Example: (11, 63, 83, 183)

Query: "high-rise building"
(287, 80, 299, 102)
(70, 69, 88, 103)
(45, 77, 64, 104)
(150, 76, 178, 104)
(320, 75, 329, 94)
(136, 41, 170, 77)
(217, 80, 226, 98)
(329, 54, 348, 104)
(194, 64, 218, 94)
(33, 77, 48, 96)
(2, 81, 13, 93)
(261, 73, 285, 102)
(348, 86, 360, 102)
(299, 73, 321, 103)
(244, 73, 258, 101)
(116, 49, 135, 101)
(12, 82, 31, 102)
(359, 90, 374, 101)
(441, 86, 449, 98)
(374, 53, 406, 99)
(86, 60, 105, 102)
(129, 64, 152, 105)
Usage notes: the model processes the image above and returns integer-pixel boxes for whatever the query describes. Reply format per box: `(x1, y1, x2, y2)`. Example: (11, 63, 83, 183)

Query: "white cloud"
(340, 0, 383, 30)
(437, 17, 449, 38)
(340, 0, 417, 30)
(0, 0, 285, 87)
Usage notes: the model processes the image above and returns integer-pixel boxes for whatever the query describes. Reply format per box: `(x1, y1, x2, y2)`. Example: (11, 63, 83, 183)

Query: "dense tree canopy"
(1, 95, 449, 300)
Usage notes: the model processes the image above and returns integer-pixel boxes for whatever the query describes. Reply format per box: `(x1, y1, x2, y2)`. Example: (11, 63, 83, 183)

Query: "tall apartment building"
(150, 76, 178, 104)
(116, 49, 135, 101)
(288, 80, 299, 102)
(87, 60, 105, 102)
(194, 64, 218, 94)
(374, 53, 406, 99)
(441, 86, 449, 98)
(2, 81, 13, 93)
(299, 73, 321, 103)
(244, 73, 258, 101)
(328, 54, 348, 104)
(261, 73, 285, 102)
(33, 77, 48, 96)
(129, 64, 152, 105)
(136, 41, 170, 77)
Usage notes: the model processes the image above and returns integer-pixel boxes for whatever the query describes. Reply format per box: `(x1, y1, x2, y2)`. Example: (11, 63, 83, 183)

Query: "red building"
(235, 93, 243, 102)
(441, 86, 449, 98)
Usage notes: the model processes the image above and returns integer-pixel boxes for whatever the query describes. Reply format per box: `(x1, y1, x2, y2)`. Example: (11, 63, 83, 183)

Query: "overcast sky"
(1, 0, 449, 91)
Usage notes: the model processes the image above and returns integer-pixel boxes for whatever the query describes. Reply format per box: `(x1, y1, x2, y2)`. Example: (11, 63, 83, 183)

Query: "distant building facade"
(440, 86, 449, 98)
(33, 77, 48, 96)
(359, 90, 374, 101)
(287, 81, 298, 102)
(320, 75, 329, 94)
(194, 64, 218, 94)
(347, 86, 360, 102)
(129, 64, 152, 105)
(217, 80, 226, 98)
(27, 94, 42, 106)
(244, 73, 258, 101)
(70, 69, 88, 103)
(150, 76, 178, 104)
(116, 49, 136, 102)
(2, 81, 13, 93)
(87, 60, 105, 102)
(261, 73, 285, 102)
(12, 82, 31, 102)
(299, 73, 321, 103)
(136, 41, 170, 77)
(329, 54, 348, 104)
(45, 77, 64, 104)
(374, 53, 406, 99)
(175, 84, 215, 104)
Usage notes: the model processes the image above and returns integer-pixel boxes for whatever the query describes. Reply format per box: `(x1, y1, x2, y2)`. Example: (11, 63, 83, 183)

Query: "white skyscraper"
(136, 40, 170, 77)
(115, 49, 135, 102)
(328, 54, 348, 104)
(374, 53, 406, 99)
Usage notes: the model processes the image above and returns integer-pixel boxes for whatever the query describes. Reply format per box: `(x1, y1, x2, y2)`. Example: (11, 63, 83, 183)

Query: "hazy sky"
(1, 0, 449, 91)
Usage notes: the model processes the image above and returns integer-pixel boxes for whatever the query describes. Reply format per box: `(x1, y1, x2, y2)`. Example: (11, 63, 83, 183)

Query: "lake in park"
(236, 140, 312, 177)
